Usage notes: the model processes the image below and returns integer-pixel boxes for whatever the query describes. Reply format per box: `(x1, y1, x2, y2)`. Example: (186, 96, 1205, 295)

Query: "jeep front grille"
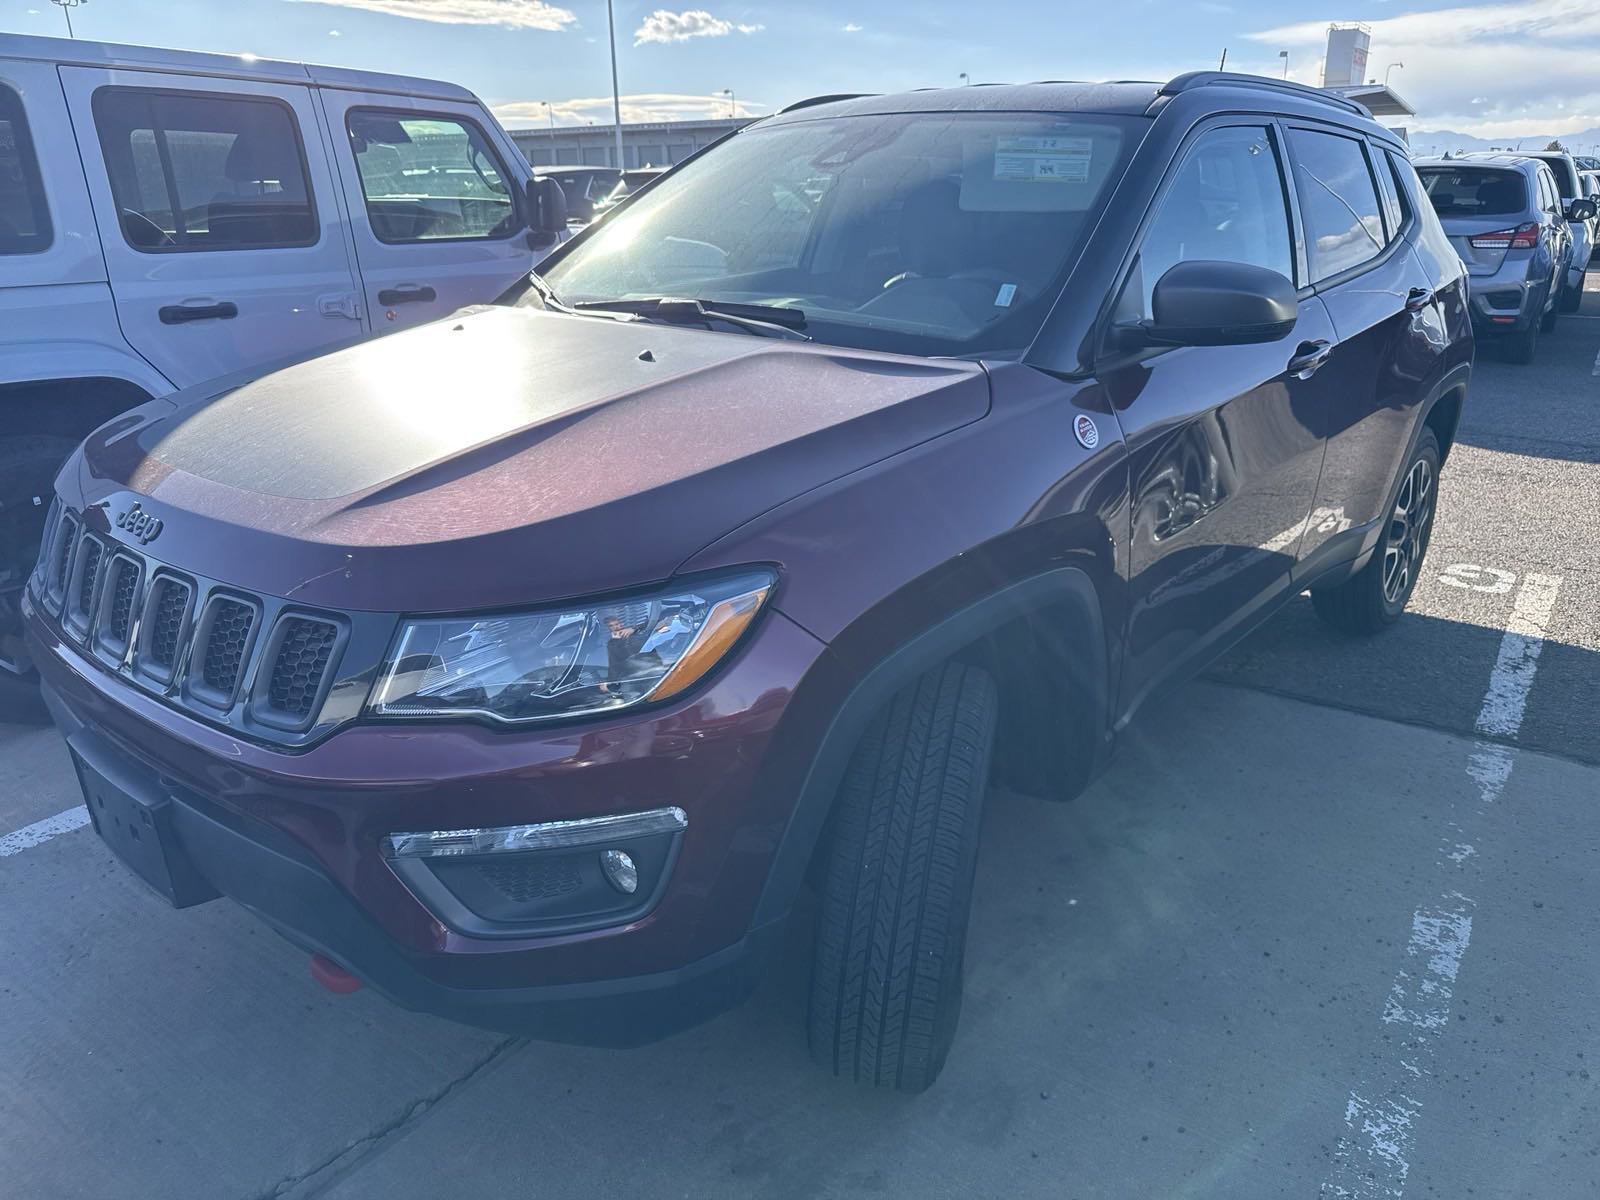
(257, 615, 342, 728)
(92, 553, 143, 660)
(142, 575, 193, 676)
(193, 595, 258, 704)
(38, 510, 347, 738)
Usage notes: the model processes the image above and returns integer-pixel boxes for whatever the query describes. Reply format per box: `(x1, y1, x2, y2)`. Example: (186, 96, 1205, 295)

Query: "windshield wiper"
(569, 297, 812, 341)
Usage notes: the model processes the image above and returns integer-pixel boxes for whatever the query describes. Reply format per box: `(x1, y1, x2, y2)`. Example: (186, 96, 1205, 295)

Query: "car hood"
(68, 306, 989, 613)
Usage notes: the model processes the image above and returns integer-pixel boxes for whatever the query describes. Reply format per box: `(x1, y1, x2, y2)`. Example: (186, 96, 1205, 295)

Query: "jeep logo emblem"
(115, 502, 163, 545)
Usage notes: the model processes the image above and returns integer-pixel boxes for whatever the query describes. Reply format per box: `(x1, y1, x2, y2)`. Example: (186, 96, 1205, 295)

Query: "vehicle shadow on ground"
(290, 667, 1600, 1200)
(1205, 593, 1600, 765)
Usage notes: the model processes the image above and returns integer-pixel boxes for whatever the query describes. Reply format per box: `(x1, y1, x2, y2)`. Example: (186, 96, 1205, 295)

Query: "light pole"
(605, 0, 625, 169)
(720, 88, 736, 119)
(542, 101, 555, 137)
(51, 0, 86, 38)
(1385, 61, 1404, 86)
(959, 72, 970, 86)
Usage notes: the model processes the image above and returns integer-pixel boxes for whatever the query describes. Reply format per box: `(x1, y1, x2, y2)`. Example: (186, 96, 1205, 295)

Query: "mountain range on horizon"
(1409, 127, 1600, 157)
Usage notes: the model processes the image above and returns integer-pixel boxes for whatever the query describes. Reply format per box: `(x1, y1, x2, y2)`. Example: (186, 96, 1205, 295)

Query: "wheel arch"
(0, 373, 161, 443)
(750, 564, 1112, 930)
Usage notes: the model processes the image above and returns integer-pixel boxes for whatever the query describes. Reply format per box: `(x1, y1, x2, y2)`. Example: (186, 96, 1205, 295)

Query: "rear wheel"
(0, 434, 74, 724)
(807, 661, 998, 1093)
(1311, 429, 1440, 634)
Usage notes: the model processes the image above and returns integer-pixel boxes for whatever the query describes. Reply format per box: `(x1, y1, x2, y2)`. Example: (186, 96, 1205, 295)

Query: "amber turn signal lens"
(649, 585, 770, 701)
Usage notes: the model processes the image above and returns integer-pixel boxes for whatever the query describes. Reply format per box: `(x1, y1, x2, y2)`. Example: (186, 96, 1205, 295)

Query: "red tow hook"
(309, 953, 364, 994)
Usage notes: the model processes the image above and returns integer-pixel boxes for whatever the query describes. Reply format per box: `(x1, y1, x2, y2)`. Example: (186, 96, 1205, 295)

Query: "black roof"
(766, 72, 1388, 138)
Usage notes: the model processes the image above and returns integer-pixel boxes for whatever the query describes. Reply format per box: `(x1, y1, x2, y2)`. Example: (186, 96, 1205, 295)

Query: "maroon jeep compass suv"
(26, 75, 1470, 1092)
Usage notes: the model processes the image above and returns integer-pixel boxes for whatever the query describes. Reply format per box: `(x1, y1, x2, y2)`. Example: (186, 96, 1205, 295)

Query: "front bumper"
(28, 589, 831, 1043)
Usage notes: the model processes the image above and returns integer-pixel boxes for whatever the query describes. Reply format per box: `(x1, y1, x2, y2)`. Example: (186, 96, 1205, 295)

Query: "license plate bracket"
(70, 740, 219, 909)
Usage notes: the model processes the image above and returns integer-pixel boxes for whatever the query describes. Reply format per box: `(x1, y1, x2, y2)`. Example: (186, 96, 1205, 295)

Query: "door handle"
(159, 301, 238, 325)
(1287, 339, 1333, 378)
(377, 285, 437, 306)
(1405, 286, 1435, 313)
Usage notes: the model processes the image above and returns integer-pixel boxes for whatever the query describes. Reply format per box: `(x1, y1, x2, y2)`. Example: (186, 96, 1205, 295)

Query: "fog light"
(600, 848, 638, 894)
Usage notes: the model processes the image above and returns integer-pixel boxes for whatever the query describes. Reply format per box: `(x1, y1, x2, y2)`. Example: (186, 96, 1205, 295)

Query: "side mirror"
(1565, 197, 1597, 222)
(1143, 260, 1299, 347)
(525, 177, 568, 248)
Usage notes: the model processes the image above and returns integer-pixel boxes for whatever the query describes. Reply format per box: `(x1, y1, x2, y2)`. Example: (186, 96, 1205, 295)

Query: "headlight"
(368, 570, 775, 724)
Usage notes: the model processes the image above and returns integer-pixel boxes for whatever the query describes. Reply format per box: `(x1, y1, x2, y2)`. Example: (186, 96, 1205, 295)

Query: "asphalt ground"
(3, 277, 1599, 1199)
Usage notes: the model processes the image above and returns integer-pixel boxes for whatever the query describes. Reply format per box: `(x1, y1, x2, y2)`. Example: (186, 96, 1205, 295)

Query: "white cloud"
(496, 91, 760, 126)
(843, 22, 863, 32)
(328, 29, 342, 36)
(633, 9, 762, 46)
(287, 0, 576, 32)
(1247, 0, 1600, 137)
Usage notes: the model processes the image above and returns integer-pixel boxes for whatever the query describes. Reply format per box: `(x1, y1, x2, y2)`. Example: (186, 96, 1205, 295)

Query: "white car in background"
(0, 32, 566, 713)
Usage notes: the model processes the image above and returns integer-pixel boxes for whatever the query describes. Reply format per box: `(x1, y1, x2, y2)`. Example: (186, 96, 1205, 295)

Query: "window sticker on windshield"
(994, 136, 1093, 184)
(994, 283, 1018, 308)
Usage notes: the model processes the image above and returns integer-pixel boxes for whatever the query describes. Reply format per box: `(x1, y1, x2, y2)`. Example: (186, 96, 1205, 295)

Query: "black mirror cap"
(525, 176, 569, 236)
(1146, 259, 1299, 347)
(1566, 197, 1598, 222)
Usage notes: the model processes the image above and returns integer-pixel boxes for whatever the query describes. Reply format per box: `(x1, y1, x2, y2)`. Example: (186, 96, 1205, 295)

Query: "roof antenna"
(1218, 47, 1228, 70)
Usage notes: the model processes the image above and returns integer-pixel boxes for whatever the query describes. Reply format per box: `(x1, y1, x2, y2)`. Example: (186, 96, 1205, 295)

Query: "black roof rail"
(778, 93, 876, 114)
(1158, 71, 1368, 117)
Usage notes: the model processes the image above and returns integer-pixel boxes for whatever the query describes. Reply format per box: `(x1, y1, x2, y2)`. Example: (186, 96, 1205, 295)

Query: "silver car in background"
(1415, 155, 1593, 363)
(1475, 149, 1595, 306)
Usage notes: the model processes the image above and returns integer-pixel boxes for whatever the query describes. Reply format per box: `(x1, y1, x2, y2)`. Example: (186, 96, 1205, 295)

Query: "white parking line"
(1323, 572, 1562, 1199)
(0, 804, 90, 858)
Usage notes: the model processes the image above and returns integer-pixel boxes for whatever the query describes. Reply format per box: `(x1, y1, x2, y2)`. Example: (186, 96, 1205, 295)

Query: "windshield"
(1417, 168, 1528, 217)
(540, 112, 1143, 358)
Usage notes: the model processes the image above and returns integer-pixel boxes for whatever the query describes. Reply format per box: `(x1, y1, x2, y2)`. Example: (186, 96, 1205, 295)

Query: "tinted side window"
(1372, 144, 1405, 237)
(1289, 128, 1386, 283)
(93, 89, 317, 252)
(1129, 125, 1295, 318)
(347, 111, 517, 243)
(0, 84, 52, 254)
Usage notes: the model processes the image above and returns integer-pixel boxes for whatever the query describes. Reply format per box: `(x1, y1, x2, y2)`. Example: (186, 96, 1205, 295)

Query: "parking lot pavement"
(4, 278, 1599, 1199)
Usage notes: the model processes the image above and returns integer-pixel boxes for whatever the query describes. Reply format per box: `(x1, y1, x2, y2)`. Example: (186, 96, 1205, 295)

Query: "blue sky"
(6, 0, 1600, 139)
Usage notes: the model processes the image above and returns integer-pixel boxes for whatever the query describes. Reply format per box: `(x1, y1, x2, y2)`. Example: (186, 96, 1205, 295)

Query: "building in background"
(1319, 21, 1414, 142)
(1320, 22, 1371, 88)
(509, 117, 750, 170)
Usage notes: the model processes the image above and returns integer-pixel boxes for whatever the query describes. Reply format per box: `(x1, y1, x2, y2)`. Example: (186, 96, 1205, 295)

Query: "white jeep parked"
(0, 33, 566, 713)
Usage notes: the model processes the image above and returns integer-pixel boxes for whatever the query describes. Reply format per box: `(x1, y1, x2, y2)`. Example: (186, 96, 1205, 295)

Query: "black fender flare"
(750, 565, 1108, 929)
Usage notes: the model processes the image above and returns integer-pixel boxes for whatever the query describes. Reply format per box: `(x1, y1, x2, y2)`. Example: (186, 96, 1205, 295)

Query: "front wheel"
(1311, 429, 1440, 635)
(807, 661, 998, 1093)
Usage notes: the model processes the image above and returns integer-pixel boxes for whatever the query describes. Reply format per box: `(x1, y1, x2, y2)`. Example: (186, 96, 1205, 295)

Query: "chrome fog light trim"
(383, 806, 688, 860)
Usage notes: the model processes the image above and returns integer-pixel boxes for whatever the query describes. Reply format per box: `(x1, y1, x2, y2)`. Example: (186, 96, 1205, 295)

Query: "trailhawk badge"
(1073, 414, 1100, 450)
(115, 502, 163, 545)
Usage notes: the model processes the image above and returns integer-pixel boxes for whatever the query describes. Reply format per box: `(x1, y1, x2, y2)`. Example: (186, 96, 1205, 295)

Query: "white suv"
(0, 33, 564, 710)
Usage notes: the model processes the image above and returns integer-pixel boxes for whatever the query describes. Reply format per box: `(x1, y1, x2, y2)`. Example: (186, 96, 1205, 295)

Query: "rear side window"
(1542, 158, 1578, 199)
(1127, 124, 1296, 317)
(1416, 168, 1528, 217)
(0, 84, 52, 254)
(92, 88, 318, 252)
(1288, 127, 1386, 283)
(347, 110, 517, 243)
